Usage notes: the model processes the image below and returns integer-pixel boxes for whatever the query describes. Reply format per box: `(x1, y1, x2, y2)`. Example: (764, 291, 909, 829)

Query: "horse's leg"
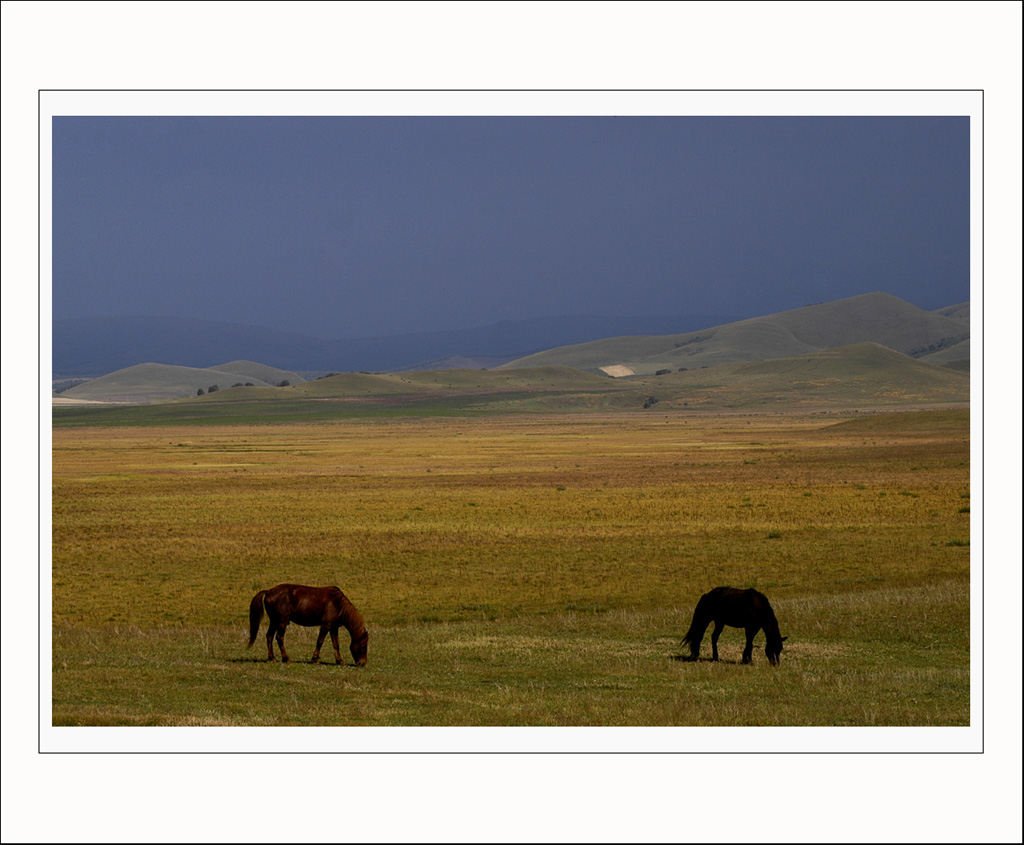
(266, 618, 276, 661)
(312, 624, 329, 663)
(742, 627, 757, 664)
(276, 621, 290, 663)
(330, 625, 343, 665)
(711, 621, 724, 661)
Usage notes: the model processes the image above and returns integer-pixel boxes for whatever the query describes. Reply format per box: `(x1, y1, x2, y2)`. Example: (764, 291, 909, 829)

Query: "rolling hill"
(60, 361, 306, 404)
(933, 302, 969, 324)
(165, 344, 967, 415)
(499, 293, 970, 375)
(485, 344, 969, 413)
(51, 343, 969, 421)
(617, 342, 970, 411)
(53, 293, 970, 408)
(52, 313, 736, 378)
(196, 365, 617, 403)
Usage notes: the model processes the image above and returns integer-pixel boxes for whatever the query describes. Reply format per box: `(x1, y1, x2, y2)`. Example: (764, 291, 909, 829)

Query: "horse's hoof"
(311, 657, 320, 664)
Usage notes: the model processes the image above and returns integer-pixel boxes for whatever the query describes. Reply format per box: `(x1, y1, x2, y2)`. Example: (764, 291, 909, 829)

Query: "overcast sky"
(52, 115, 970, 339)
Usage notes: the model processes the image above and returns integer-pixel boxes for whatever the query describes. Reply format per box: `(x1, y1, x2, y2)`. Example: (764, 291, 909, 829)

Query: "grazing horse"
(248, 584, 368, 666)
(680, 586, 787, 666)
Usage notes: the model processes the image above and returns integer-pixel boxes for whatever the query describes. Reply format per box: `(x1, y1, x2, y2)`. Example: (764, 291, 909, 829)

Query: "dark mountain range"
(52, 313, 741, 378)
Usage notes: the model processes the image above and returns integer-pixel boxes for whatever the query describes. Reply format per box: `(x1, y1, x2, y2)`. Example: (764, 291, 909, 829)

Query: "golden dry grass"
(51, 409, 969, 725)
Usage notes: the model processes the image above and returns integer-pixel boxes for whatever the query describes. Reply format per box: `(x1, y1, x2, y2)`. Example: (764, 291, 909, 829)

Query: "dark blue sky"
(52, 115, 970, 339)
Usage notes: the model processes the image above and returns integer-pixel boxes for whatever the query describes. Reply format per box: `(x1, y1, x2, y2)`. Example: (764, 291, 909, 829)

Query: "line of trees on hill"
(197, 379, 289, 395)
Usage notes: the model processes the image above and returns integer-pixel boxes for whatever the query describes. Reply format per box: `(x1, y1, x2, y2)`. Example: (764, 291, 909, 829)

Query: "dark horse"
(248, 584, 368, 666)
(680, 586, 787, 666)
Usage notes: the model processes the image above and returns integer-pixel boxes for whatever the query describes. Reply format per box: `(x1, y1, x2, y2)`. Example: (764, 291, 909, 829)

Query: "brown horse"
(680, 586, 787, 666)
(248, 584, 368, 666)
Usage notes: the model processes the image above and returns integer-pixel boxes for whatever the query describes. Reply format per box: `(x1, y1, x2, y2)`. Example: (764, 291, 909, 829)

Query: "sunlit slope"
(212, 360, 307, 386)
(62, 361, 306, 403)
(610, 343, 970, 410)
(918, 338, 971, 367)
(190, 345, 967, 414)
(199, 366, 616, 401)
(501, 292, 969, 375)
(932, 302, 969, 323)
(54, 346, 968, 418)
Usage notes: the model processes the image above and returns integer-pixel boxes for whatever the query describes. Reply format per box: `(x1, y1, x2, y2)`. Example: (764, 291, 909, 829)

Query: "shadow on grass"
(224, 656, 361, 668)
(670, 654, 744, 664)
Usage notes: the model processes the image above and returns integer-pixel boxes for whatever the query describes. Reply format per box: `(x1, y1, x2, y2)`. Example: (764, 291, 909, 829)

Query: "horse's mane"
(338, 592, 367, 640)
(752, 590, 782, 643)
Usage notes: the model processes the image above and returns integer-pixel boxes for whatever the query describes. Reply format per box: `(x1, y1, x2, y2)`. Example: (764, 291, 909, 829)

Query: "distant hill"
(53, 317, 332, 378)
(654, 342, 968, 410)
(51, 344, 969, 418)
(61, 361, 306, 404)
(52, 313, 739, 378)
(179, 345, 966, 414)
(53, 293, 972, 406)
(519, 343, 969, 412)
(200, 365, 617, 403)
(500, 293, 970, 375)
(917, 337, 971, 367)
(210, 360, 306, 386)
(396, 354, 521, 371)
(933, 302, 969, 324)
(916, 302, 970, 369)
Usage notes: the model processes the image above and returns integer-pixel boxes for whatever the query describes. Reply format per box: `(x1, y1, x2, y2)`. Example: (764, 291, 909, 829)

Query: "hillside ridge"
(61, 361, 306, 404)
(54, 293, 970, 406)
(500, 292, 969, 375)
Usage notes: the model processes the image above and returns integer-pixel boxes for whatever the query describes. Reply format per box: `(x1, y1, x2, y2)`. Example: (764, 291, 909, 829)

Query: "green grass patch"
(52, 582, 968, 726)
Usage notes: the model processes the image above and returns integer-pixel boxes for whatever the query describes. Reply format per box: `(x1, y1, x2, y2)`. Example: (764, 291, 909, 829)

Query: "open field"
(51, 408, 970, 726)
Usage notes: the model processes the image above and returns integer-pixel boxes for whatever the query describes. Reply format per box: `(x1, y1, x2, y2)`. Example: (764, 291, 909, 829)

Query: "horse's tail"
(248, 590, 267, 647)
(680, 590, 717, 659)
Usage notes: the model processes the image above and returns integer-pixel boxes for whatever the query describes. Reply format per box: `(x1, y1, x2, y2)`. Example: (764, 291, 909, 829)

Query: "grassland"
(51, 408, 970, 727)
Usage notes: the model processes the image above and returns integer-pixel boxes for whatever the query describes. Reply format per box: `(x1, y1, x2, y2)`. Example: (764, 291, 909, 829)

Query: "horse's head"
(766, 635, 788, 667)
(350, 629, 368, 667)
